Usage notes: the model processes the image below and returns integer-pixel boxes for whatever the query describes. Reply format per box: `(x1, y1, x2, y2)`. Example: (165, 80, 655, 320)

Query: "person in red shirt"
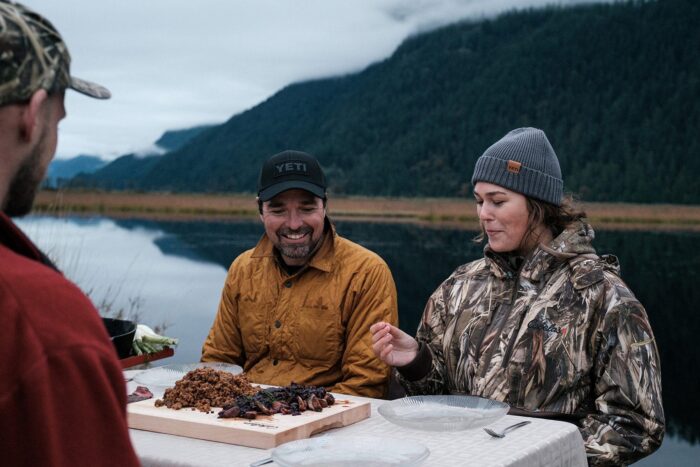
(0, 2, 139, 465)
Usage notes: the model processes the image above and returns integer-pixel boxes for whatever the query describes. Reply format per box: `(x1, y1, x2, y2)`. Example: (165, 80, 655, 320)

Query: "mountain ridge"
(74, 0, 700, 203)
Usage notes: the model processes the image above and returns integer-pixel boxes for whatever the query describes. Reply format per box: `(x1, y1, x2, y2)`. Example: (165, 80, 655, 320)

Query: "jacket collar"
(0, 212, 60, 271)
(250, 217, 336, 273)
(485, 220, 597, 282)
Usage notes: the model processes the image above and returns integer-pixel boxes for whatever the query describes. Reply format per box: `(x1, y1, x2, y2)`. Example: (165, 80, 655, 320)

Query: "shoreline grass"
(33, 189, 700, 232)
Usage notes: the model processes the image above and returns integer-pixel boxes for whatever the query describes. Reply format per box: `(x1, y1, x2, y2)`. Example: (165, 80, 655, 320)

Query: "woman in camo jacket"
(371, 128, 664, 466)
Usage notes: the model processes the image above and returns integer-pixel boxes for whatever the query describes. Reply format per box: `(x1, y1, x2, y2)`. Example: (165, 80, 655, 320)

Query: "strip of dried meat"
(128, 386, 153, 404)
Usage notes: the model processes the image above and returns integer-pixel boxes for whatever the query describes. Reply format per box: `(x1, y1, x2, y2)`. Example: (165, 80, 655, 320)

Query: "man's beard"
(4, 140, 45, 217)
(276, 227, 320, 261)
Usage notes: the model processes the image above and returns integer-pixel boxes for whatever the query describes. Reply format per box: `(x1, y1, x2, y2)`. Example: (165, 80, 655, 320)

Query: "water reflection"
(16, 216, 227, 365)
(16, 215, 698, 465)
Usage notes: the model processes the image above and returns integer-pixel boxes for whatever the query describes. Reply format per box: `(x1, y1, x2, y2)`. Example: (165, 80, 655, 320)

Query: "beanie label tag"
(507, 160, 522, 174)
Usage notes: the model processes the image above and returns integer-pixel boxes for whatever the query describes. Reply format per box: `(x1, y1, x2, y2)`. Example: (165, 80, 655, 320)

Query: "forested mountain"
(154, 125, 217, 152)
(76, 0, 700, 203)
(73, 125, 215, 190)
(45, 155, 106, 188)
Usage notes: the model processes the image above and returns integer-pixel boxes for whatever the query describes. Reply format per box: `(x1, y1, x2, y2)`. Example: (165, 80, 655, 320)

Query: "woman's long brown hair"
(474, 195, 587, 253)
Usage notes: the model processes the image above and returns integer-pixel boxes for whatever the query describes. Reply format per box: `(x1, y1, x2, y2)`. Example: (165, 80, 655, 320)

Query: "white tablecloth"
(126, 373, 587, 467)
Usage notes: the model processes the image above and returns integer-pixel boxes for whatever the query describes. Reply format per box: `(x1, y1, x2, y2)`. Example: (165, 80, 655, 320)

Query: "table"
(126, 375, 587, 467)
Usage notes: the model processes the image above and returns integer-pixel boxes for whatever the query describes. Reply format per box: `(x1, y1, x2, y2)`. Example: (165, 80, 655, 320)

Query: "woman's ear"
(19, 89, 49, 142)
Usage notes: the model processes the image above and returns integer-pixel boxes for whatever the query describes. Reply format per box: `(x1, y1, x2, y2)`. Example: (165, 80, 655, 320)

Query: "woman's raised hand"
(370, 322, 419, 367)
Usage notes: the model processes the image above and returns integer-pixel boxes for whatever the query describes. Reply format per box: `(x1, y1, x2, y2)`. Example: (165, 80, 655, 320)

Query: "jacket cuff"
(396, 343, 433, 381)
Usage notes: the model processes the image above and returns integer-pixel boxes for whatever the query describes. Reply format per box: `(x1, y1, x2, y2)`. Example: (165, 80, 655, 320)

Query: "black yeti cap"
(257, 150, 327, 202)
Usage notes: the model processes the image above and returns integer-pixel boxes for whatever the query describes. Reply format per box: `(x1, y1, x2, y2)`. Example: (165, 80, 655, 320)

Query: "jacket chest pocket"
(511, 303, 592, 403)
(238, 296, 268, 355)
(291, 305, 343, 364)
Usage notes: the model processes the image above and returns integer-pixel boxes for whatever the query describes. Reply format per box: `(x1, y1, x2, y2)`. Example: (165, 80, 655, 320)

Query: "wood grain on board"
(127, 396, 371, 449)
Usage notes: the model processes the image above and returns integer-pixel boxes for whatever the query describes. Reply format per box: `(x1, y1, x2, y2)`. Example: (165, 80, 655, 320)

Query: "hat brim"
(258, 181, 326, 202)
(70, 76, 111, 99)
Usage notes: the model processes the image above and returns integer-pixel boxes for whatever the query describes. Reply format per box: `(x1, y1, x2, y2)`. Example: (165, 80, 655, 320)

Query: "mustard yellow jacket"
(201, 222, 398, 398)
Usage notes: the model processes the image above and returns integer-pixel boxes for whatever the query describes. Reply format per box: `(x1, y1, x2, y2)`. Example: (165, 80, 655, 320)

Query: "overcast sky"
(22, 0, 603, 160)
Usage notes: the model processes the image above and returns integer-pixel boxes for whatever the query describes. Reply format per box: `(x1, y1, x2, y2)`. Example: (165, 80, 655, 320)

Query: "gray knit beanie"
(471, 127, 563, 206)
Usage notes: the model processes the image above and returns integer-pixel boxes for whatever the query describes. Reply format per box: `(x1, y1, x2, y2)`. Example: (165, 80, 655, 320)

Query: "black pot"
(102, 318, 136, 359)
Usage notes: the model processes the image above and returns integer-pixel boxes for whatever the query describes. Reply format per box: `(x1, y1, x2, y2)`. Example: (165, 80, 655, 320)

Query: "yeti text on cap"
(275, 161, 308, 177)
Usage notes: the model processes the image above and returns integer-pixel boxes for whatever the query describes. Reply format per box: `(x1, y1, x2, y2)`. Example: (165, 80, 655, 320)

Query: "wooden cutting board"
(127, 395, 371, 449)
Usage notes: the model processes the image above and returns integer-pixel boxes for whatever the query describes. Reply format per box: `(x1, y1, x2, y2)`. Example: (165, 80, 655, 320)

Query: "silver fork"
(249, 457, 273, 466)
(483, 420, 531, 438)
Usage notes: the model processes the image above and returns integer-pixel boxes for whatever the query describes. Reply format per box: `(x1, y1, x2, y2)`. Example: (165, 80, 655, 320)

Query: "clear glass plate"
(271, 436, 430, 467)
(132, 362, 242, 390)
(378, 395, 509, 431)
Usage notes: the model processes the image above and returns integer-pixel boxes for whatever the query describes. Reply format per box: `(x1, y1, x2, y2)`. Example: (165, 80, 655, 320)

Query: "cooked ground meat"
(154, 368, 258, 412)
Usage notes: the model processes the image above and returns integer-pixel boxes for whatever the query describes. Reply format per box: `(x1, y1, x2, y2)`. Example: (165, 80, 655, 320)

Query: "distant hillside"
(45, 155, 106, 188)
(77, 0, 700, 203)
(73, 125, 216, 189)
(155, 125, 217, 152)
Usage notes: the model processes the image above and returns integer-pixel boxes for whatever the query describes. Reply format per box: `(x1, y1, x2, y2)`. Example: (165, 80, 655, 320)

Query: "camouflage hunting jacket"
(397, 221, 664, 466)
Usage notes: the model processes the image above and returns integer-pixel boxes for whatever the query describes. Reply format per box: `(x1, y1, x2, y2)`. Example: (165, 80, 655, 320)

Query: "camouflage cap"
(0, 1, 110, 106)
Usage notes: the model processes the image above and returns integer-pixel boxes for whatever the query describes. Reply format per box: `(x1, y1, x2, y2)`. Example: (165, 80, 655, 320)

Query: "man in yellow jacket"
(202, 150, 398, 398)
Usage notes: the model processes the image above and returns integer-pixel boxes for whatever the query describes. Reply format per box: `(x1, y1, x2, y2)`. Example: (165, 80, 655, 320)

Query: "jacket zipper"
(500, 272, 525, 369)
(477, 270, 519, 378)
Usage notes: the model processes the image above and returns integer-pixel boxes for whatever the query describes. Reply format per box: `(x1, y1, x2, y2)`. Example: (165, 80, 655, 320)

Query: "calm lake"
(16, 214, 699, 466)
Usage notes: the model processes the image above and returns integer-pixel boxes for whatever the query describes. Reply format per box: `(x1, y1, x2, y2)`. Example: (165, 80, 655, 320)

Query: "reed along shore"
(33, 189, 700, 231)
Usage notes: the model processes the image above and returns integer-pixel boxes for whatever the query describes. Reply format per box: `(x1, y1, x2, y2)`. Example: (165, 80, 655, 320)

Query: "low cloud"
(21, 0, 609, 160)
